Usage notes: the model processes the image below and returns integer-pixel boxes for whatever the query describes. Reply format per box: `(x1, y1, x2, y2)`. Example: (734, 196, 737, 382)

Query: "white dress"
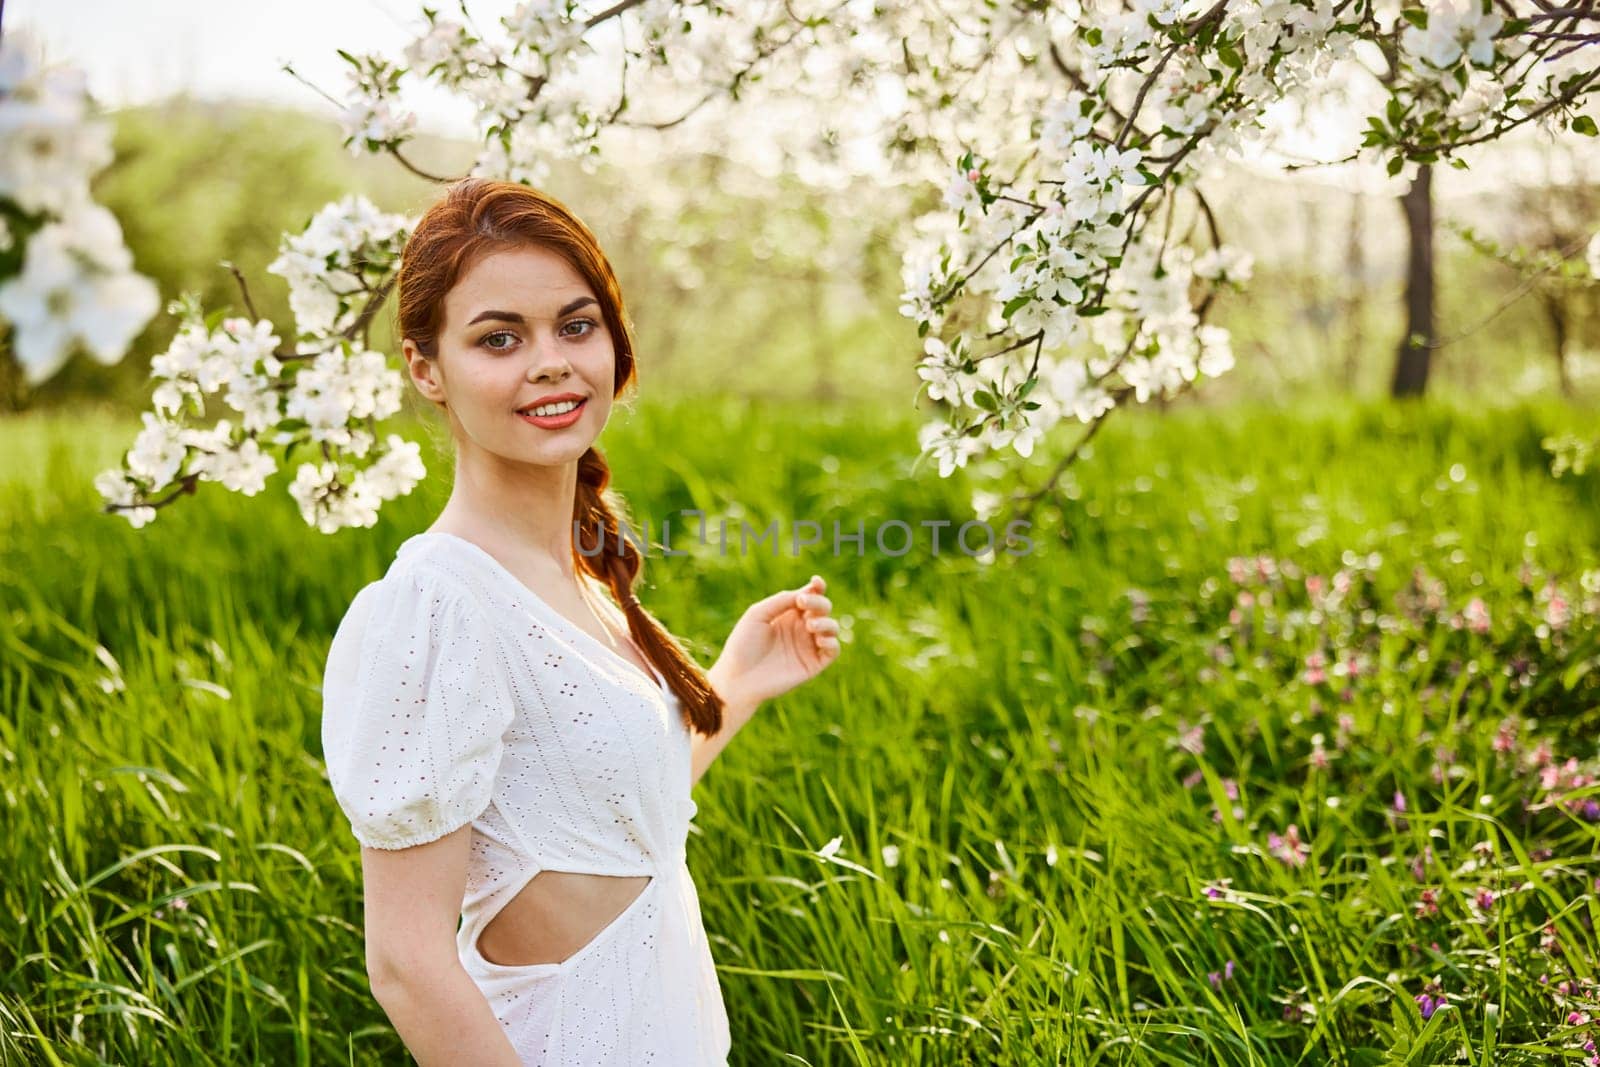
(320, 530, 732, 1065)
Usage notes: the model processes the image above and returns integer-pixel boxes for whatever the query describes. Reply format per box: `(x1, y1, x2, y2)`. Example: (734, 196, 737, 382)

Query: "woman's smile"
(515, 396, 588, 429)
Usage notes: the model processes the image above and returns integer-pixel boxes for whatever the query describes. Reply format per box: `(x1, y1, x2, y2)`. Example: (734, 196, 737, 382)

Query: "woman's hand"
(709, 574, 841, 708)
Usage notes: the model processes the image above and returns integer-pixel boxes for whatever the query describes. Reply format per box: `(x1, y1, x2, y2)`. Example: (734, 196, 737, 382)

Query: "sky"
(12, 1, 1598, 198)
(10, 0, 493, 135)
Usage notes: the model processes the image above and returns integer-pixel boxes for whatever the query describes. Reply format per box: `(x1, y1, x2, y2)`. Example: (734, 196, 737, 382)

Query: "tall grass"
(1, 396, 1596, 1064)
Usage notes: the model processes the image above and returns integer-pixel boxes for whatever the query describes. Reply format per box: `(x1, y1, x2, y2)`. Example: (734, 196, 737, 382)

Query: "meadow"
(1, 397, 1597, 1065)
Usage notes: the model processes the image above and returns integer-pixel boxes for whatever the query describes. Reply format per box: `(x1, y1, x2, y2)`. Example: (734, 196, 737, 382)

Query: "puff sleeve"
(320, 566, 516, 850)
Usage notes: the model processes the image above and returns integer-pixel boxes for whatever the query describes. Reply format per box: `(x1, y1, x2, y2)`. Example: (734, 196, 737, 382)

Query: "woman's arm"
(360, 825, 523, 1067)
(690, 577, 839, 788)
(690, 662, 761, 788)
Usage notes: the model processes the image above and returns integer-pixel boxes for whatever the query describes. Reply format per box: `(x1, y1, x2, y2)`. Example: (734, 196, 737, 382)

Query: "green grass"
(1, 396, 1597, 1065)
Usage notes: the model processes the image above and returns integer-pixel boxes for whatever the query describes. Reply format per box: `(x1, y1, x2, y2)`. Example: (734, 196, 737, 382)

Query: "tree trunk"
(1388, 164, 1440, 398)
(0, 334, 33, 413)
(808, 264, 838, 403)
(1390, 163, 1435, 398)
(1541, 291, 1573, 398)
(1341, 192, 1366, 392)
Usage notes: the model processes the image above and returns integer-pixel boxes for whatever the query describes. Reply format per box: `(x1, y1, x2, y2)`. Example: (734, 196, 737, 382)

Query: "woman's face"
(404, 243, 616, 467)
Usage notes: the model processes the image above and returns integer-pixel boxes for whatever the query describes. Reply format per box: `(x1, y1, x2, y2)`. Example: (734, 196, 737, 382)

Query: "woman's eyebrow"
(466, 296, 597, 327)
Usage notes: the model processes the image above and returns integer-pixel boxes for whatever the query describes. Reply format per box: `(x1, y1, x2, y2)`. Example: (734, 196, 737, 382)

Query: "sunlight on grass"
(1, 396, 1597, 1064)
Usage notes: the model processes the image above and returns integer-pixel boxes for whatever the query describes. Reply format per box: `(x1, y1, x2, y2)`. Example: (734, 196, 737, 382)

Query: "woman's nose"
(527, 338, 571, 383)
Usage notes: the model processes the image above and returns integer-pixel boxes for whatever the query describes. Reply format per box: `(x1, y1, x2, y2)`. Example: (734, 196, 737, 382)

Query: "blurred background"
(5, 0, 1600, 417)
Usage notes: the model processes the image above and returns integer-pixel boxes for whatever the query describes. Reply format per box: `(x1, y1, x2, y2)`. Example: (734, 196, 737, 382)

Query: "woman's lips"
(517, 398, 587, 429)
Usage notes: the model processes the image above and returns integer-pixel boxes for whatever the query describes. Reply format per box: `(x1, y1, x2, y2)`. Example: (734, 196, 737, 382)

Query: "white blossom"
(338, 96, 417, 153)
(502, 0, 591, 79)
(126, 411, 188, 490)
(1046, 358, 1116, 423)
(404, 18, 496, 86)
(0, 210, 159, 384)
(918, 419, 985, 478)
(208, 436, 279, 495)
(942, 162, 984, 216)
(0, 29, 113, 215)
(266, 195, 410, 340)
(94, 468, 157, 528)
(918, 336, 970, 403)
(1399, 0, 1503, 70)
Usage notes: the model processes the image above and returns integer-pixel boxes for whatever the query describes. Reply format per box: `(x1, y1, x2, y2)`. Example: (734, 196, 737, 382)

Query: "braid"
(574, 446, 724, 736)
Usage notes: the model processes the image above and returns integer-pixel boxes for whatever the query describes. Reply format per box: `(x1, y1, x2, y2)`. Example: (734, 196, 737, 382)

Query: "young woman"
(320, 177, 842, 1065)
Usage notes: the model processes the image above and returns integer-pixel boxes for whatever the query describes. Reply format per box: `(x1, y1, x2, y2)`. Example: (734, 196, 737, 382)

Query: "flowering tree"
(94, 196, 424, 530)
(0, 27, 160, 408)
(90, 0, 1600, 532)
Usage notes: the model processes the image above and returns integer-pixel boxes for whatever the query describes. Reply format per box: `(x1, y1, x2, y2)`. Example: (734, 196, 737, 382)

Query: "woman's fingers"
(803, 577, 839, 660)
(796, 592, 833, 616)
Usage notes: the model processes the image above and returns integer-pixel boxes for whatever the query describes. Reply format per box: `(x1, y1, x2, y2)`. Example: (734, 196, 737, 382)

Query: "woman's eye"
(481, 331, 517, 351)
(561, 318, 598, 338)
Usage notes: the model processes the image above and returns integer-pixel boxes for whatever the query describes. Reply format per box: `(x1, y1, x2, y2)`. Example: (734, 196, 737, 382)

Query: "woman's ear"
(402, 338, 448, 408)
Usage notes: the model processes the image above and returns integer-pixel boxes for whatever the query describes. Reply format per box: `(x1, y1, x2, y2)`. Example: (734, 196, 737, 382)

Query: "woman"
(320, 177, 842, 1065)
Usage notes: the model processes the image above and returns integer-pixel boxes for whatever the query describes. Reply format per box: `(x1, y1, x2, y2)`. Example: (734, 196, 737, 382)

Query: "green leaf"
(1002, 295, 1031, 320)
(1571, 115, 1598, 136)
(972, 389, 998, 412)
(1399, 8, 1427, 28)
(1387, 153, 1405, 176)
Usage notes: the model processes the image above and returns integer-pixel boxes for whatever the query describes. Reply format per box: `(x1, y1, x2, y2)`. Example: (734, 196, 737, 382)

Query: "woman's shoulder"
(326, 541, 495, 659)
(388, 531, 507, 609)
(321, 543, 514, 726)
(375, 535, 490, 610)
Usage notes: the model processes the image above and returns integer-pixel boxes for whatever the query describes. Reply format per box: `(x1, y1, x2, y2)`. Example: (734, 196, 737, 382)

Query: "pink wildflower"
(1267, 824, 1310, 867)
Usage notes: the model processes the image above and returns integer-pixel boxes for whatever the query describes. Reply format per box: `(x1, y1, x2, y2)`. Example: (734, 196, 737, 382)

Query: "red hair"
(398, 177, 723, 737)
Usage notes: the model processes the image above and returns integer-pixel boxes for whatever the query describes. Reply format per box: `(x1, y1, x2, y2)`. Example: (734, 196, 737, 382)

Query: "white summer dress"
(320, 530, 732, 1065)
